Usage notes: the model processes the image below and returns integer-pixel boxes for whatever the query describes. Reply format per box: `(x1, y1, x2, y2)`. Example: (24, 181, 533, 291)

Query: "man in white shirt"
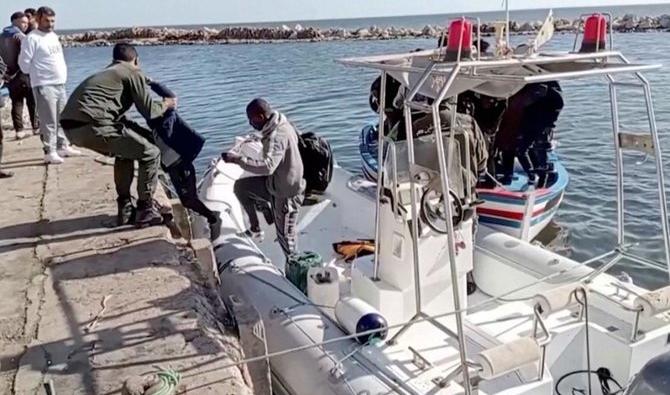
(18, 6, 79, 164)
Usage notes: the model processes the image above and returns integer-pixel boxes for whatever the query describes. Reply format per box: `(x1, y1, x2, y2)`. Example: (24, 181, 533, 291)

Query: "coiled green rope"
(144, 368, 181, 395)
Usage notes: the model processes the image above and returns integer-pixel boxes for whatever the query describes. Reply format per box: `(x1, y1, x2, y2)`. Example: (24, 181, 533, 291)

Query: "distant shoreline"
(60, 14, 670, 47)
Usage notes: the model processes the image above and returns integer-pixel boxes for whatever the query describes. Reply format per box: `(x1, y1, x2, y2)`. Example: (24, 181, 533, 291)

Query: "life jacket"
(297, 131, 334, 194)
(333, 239, 375, 262)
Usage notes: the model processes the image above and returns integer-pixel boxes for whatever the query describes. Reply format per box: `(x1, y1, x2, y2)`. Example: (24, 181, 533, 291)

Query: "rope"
(145, 368, 181, 395)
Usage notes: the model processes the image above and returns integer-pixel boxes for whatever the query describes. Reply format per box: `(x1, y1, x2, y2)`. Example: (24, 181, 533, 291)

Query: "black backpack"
(297, 132, 334, 194)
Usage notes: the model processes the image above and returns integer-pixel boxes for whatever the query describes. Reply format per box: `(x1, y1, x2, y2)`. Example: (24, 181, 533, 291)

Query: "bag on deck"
(297, 132, 334, 194)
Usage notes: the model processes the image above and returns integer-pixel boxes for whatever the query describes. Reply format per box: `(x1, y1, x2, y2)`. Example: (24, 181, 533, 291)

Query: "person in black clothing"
(147, 80, 222, 240)
(0, 11, 39, 138)
(495, 81, 563, 187)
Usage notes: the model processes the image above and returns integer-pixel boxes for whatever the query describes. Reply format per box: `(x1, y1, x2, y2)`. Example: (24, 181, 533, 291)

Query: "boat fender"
(335, 297, 388, 344)
(474, 337, 541, 380)
(634, 285, 670, 317)
(533, 284, 584, 316)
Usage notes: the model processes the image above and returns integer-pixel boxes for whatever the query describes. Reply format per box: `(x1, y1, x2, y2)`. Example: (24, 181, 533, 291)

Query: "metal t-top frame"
(340, 49, 669, 394)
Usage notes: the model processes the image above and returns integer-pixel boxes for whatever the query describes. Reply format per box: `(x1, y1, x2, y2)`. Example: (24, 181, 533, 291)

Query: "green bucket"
(286, 251, 323, 294)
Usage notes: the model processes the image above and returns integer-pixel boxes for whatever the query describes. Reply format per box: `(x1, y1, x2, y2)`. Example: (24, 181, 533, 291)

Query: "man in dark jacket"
(495, 81, 563, 187)
(0, 11, 38, 139)
(147, 80, 222, 240)
(223, 98, 305, 259)
(60, 43, 175, 227)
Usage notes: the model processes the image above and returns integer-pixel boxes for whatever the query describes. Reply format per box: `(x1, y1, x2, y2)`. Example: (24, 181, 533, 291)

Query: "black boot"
(208, 211, 222, 241)
(116, 197, 136, 226)
(135, 199, 163, 228)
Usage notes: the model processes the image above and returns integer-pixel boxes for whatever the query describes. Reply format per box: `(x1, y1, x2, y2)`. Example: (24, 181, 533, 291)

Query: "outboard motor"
(625, 350, 670, 394)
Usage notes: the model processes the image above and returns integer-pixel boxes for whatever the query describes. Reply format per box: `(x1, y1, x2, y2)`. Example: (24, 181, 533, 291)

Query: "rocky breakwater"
(60, 14, 670, 47)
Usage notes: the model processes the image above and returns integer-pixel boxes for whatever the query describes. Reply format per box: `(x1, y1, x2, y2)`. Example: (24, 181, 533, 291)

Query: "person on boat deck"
(495, 81, 563, 187)
(60, 43, 176, 227)
(146, 79, 223, 240)
(223, 98, 305, 260)
(369, 73, 403, 136)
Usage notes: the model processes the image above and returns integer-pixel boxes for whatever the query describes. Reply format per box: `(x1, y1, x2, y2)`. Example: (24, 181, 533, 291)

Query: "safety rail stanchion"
(372, 71, 388, 281)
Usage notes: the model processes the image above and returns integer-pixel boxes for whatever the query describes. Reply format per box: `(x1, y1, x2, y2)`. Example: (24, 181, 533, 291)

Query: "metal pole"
(430, 64, 472, 395)
(608, 80, 625, 247)
(372, 72, 388, 280)
(388, 64, 439, 344)
(403, 63, 437, 315)
(641, 82, 670, 280)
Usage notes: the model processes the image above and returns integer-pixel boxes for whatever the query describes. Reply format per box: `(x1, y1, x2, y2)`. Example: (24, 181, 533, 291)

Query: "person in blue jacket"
(147, 79, 222, 240)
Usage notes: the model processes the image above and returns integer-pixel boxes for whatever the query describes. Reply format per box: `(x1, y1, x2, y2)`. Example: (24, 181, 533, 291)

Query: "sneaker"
(116, 197, 136, 226)
(135, 200, 164, 228)
(243, 227, 264, 242)
(208, 212, 222, 241)
(44, 152, 64, 165)
(32, 128, 40, 136)
(57, 146, 82, 157)
(16, 130, 27, 140)
(0, 170, 14, 179)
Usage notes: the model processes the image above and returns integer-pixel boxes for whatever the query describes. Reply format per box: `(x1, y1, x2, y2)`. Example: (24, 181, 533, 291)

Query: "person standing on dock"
(0, 11, 39, 139)
(223, 98, 305, 259)
(0, 56, 13, 178)
(19, 6, 80, 164)
(60, 43, 176, 227)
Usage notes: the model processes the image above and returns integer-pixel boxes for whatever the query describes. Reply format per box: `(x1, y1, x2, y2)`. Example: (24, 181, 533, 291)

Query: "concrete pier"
(0, 108, 253, 394)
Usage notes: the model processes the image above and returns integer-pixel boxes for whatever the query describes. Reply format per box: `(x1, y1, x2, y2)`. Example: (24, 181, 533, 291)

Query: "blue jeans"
(33, 84, 70, 154)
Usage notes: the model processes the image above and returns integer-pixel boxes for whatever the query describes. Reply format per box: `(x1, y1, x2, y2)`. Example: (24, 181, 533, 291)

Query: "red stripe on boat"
(477, 206, 546, 221)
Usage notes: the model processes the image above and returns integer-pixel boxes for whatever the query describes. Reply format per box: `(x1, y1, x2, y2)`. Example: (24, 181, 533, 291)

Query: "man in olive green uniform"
(60, 43, 176, 226)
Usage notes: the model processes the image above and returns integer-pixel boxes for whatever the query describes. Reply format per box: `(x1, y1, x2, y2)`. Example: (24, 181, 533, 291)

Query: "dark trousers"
(167, 161, 217, 223)
(7, 74, 38, 132)
(64, 121, 159, 202)
(498, 127, 554, 185)
(234, 176, 303, 258)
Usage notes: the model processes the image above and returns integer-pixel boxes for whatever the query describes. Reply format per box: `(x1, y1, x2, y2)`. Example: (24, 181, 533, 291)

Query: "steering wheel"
(420, 182, 465, 234)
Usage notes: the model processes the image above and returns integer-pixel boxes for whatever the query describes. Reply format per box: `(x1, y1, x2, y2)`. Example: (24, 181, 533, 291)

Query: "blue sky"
(1, 0, 668, 30)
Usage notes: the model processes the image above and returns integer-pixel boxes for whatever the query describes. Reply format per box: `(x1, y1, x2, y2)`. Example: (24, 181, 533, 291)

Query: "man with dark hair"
(0, 11, 38, 139)
(60, 43, 176, 227)
(223, 98, 305, 259)
(112, 43, 137, 62)
(24, 8, 37, 33)
(20, 6, 80, 164)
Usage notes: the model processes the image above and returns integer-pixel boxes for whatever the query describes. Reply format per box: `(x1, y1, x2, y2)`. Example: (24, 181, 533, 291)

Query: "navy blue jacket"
(148, 81, 205, 165)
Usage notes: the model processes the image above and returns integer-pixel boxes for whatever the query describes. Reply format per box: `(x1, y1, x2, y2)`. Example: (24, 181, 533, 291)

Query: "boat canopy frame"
(338, 49, 670, 395)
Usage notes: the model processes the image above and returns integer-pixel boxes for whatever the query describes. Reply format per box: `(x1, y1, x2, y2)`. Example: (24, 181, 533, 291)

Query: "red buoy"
(445, 18, 472, 61)
(580, 13, 607, 52)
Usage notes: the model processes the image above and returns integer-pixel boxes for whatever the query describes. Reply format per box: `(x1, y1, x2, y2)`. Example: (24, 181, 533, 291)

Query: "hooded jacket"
(0, 26, 23, 79)
(147, 81, 205, 168)
(237, 112, 305, 198)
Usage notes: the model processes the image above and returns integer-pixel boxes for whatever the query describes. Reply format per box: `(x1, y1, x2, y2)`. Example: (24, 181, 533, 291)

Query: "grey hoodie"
(237, 112, 305, 198)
